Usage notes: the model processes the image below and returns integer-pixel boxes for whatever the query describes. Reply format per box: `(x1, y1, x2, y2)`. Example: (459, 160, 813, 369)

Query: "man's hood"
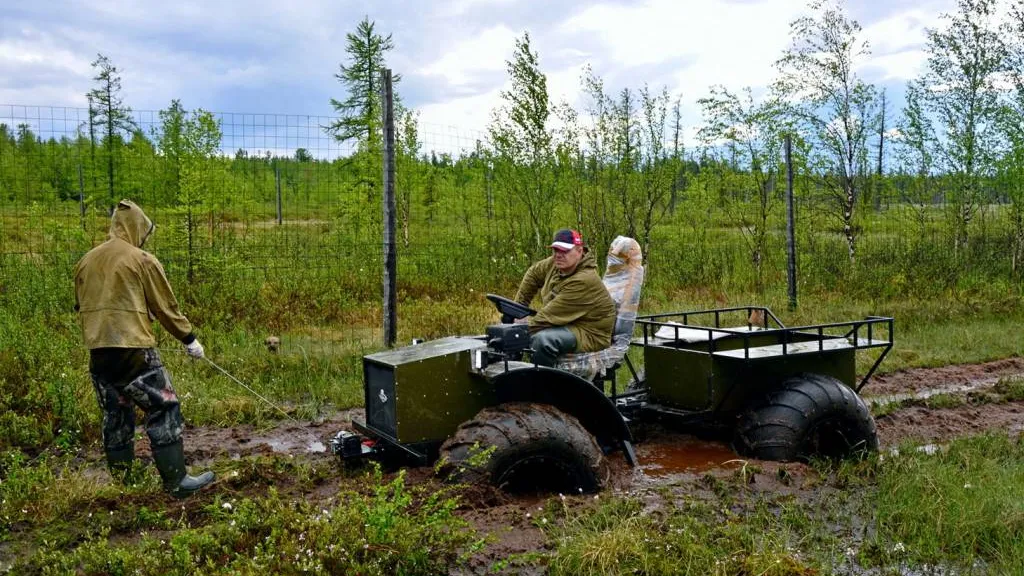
(575, 247, 599, 274)
(109, 200, 154, 248)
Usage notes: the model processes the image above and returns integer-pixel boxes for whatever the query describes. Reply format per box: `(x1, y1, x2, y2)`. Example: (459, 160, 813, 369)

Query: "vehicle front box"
(362, 336, 493, 445)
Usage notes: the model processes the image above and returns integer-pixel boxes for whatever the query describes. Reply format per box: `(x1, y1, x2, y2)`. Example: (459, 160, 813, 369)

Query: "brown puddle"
(635, 437, 741, 477)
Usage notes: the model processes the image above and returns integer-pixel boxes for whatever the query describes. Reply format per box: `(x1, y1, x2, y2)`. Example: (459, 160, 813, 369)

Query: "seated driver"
(513, 228, 616, 366)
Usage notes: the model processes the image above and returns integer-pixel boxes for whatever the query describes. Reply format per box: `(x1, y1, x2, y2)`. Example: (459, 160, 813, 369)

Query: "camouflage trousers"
(89, 348, 184, 452)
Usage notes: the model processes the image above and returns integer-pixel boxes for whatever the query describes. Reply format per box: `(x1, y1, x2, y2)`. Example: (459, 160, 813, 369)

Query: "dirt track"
(178, 356, 1024, 464)
(160, 357, 1024, 574)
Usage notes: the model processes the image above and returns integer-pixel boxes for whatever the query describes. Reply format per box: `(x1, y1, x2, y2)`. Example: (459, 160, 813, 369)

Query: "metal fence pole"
(78, 164, 86, 230)
(785, 135, 797, 311)
(275, 164, 283, 225)
(381, 68, 398, 348)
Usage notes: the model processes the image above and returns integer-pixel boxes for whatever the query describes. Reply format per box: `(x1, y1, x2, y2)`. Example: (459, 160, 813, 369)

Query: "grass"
(2, 456, 485, 576)
(541, 436, 1024, 575)
(994, 375, 1024, 401)
(4, 206, 1024, 573)
(543, 496, 827, 575)
(3, 251, 1023, 451)
(869, 433, 1024, 571)
(4, 422, 1024, 574)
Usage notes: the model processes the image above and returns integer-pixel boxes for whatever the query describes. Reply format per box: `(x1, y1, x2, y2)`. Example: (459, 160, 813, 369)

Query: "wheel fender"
(489, 366, 632, 447)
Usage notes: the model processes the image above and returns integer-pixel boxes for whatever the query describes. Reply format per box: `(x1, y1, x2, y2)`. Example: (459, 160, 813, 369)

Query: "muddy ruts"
(89, 348, 184, 451)
(438, 402, 608, 494)
(734, 373, 879, 462)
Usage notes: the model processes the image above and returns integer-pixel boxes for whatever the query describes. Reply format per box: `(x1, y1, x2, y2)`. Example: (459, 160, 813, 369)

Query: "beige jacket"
(74, 200, 195, 349)
(514, 248, 616, 353)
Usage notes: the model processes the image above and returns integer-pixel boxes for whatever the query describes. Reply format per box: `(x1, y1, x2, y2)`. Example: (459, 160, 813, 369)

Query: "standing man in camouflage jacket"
(74, 200, 214, 498)
(514, 228, 616, 366)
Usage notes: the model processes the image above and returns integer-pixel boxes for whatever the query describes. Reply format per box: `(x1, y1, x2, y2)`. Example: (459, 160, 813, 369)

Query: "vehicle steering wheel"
(486, 293, 537, 324)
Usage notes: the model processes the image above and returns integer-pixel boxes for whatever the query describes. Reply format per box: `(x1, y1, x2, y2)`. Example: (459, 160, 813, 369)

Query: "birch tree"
(775, 0, 877, 263)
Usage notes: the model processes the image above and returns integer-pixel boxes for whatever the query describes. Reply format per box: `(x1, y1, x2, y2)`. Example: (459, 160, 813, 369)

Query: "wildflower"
(893, 542, 906, 554)
(541, 518, 548, 524)
(231, 470, 240, 478)
(231, 520, 236, 526)
(526, 512, 531, 518)
(222, 502, 233, 510)
(964, 483, 973, 489)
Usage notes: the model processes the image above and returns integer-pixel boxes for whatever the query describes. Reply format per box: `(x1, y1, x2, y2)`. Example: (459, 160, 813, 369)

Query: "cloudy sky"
(1, 0, 956, 153)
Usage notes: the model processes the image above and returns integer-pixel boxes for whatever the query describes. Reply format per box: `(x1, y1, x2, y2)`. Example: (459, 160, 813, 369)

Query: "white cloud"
(447, 0, 519, 16)
(858, 6, 950, 81)
(563, 0, 806, 92)
(0, 0, 961, 151)
(0, 31, 94, 107)
(417, 88, 498, 153)
(419, 25, 518, 86)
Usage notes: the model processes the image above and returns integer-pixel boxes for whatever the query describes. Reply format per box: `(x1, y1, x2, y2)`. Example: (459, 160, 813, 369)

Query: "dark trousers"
(530, 327, 578, 367)
(89, 348, 183, 452)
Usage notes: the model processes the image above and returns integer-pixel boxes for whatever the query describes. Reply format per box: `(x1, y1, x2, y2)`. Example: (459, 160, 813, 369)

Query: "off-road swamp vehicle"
(331, 237, 893, 493)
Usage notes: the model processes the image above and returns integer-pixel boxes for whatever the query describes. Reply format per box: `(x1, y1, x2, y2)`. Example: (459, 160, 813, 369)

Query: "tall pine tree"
(327, 17, 401, 147)
(87, 54, 135, 213)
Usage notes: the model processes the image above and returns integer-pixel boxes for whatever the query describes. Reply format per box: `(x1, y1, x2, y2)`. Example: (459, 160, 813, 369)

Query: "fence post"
(785, 134, 797, 311)
(275, 164, 283, 225)
(78, 163, 86, 230)
(381, 68, 397, 348)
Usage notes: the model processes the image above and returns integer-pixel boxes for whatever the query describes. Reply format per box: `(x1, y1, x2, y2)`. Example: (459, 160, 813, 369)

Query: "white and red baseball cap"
(549, 228, 583, 252)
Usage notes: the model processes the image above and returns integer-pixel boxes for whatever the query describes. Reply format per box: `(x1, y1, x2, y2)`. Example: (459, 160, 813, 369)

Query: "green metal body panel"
(645, 332, 856, 413)
(363, 336, 493, 444)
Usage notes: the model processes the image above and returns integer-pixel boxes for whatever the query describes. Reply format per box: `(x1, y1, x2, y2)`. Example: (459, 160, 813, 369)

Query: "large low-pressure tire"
(438, 402, 607, 494)
(734, 373, 879, 462)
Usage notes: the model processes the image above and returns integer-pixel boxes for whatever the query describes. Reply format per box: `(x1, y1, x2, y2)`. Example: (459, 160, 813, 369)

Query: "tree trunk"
(187, 203, 194, 282)
(106, 86, 115, 213)
(844, 180, 856, 264)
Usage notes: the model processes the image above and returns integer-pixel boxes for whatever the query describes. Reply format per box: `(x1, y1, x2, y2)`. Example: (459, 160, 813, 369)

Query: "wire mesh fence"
(1, 103, 1022, 364)
(0, 104, 521, 360)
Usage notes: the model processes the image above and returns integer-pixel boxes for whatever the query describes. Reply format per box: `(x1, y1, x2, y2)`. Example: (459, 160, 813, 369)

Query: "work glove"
(185, 339, 205, 359)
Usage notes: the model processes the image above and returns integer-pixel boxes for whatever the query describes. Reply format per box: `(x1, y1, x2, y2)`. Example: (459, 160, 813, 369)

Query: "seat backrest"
(602, 236, 645, 349)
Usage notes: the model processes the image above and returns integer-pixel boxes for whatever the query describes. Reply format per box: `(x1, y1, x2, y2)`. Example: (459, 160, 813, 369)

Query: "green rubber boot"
(152, 441, 215, 499)
(106, 444, 137, 485)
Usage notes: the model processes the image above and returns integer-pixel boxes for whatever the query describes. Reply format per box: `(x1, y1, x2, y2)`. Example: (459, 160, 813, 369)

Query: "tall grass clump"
(12, 465, 484, 576)
(870, 433, 1024, 571)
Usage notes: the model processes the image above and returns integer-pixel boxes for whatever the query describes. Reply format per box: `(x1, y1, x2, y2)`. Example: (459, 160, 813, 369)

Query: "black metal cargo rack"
(633, 306, 894, 392)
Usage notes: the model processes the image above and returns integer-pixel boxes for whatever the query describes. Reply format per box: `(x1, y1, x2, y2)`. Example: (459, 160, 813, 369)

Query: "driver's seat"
(555, 236, 645, 382)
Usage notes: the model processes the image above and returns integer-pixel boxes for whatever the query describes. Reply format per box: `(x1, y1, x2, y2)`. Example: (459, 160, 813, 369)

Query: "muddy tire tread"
(735, 373, 878, 462)
(439, 402, 606, 493)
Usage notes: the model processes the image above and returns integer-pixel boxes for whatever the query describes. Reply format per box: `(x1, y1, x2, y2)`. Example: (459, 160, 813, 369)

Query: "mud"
(864, 356, 1024, 397)
(633, 435, 742, 478)
(65, 357, 1024, 574)
(179, 408, 362, 463)
(877, 401, 1024, 447)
